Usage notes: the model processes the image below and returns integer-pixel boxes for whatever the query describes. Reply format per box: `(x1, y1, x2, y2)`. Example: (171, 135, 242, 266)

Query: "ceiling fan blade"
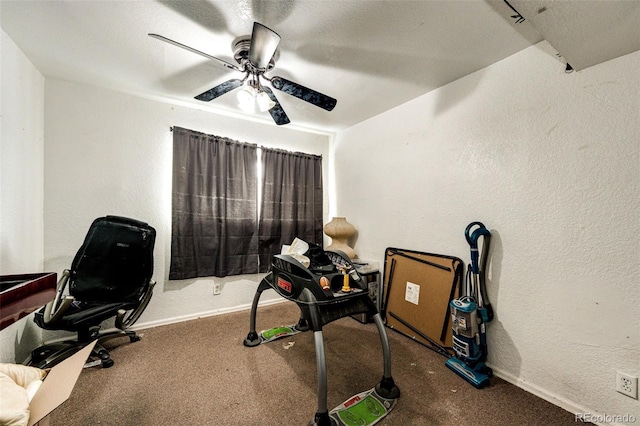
(262, 87, 290, 125)
(270, 76, 337, 111)
(248, 23, 281, 70)
(148, 33, 241, 71)
(195, 79, 244, 101)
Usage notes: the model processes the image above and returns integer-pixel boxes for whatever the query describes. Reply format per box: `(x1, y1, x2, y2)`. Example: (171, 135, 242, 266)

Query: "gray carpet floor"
(50, 302, 586, 425)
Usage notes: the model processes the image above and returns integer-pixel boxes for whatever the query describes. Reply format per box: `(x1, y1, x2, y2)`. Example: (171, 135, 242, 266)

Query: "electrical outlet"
(213, 282, 221, 295)
(616, 371, 638, 399)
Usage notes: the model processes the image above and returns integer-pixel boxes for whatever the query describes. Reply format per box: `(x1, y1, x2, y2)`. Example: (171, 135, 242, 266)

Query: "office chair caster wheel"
(130, 335, 141, 343)
(96, 348, 114, 368)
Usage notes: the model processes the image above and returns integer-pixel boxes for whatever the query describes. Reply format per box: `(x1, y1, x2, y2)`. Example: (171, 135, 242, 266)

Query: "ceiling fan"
(149, 22, 337, 126)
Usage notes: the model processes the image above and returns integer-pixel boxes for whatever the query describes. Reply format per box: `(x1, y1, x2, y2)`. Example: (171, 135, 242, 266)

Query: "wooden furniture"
(0, 273, 57, 330)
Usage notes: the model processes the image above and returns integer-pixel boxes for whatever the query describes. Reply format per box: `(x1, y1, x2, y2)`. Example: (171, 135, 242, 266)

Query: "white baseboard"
(130, 298, 287, 332)
(490, 365, 621, 426)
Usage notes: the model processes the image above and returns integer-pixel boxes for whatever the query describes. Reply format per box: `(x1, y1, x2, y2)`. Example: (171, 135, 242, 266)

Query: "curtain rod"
(169, 126, 321, 159)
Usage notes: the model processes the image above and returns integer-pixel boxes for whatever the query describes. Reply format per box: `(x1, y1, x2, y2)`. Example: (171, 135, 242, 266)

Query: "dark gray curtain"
(170, 127, 258, 279)
(259, 148, 323, 271)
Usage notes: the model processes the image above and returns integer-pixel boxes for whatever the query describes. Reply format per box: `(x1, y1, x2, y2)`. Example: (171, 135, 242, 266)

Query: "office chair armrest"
(42, 270, 75, 325)
(115, 280, 156, 330)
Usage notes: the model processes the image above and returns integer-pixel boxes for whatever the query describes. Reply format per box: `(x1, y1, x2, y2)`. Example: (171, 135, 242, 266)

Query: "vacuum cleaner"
(445, 222, 493, 388)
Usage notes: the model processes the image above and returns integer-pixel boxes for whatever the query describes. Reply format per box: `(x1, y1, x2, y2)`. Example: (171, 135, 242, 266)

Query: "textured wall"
(0, 30, 46, 363)
(42, 79, 331, 332)
(333, 41, 639, 421)
(1, 30, 45, 274)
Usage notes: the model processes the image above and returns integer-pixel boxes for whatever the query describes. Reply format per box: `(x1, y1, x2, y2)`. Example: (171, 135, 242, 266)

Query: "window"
(169, 127, 323, 279)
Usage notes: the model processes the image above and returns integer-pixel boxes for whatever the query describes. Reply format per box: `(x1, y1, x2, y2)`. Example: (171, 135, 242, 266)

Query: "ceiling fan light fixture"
(237, 84, 257, 113)
(256, 91, 276, 112)
(236, 79, 275, 113)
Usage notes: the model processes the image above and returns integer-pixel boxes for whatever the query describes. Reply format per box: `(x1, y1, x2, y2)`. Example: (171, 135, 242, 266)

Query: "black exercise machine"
(244, 245, 400, 426)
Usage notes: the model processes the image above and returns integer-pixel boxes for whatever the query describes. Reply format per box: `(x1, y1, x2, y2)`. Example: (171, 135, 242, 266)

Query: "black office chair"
(26, 215, 156, 369)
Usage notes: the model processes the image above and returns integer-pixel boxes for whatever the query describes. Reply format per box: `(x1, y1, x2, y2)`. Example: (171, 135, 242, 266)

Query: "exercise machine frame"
(244, 250, 400, 426)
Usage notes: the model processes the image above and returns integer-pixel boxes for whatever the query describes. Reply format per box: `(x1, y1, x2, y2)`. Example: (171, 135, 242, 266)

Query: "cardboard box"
(27, 341, 96, 426)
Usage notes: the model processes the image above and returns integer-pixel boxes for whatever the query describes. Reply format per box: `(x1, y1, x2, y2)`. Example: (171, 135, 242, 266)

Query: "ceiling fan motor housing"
(233, 37, 276, 71)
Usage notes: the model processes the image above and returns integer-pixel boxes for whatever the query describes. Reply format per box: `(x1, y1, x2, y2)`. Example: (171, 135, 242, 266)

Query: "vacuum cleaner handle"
(465, 222, 493, 321)
(465, 222, 490, 274)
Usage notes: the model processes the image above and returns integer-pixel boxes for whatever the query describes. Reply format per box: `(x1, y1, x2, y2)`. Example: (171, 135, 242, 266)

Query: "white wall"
(0, 30, 47, 363)
(42, 79, 332, 333)
(333, 41, 639, 422)
(1, 30, 45, 274)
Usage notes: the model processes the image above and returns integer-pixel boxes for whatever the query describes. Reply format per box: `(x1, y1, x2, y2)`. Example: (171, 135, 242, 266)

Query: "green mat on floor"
(327, 387, 397, 426)
(259, 324, 302, 344)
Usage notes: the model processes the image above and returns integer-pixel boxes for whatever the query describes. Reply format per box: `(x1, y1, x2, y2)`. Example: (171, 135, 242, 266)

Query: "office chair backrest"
(69, 216, 156, 304)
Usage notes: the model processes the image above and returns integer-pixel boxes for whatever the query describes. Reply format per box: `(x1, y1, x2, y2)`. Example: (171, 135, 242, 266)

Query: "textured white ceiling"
(1, 0, 637, 133)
